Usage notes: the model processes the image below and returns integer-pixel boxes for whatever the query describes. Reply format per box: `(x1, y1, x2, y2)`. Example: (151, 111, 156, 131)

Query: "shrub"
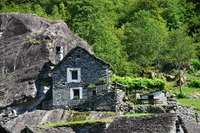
(88, 84, 96, 88)
(111, 75, 166, 93)
(192, 59, 200, 70)
(190, 80, 200, 88)
(177, 93, 188, 99)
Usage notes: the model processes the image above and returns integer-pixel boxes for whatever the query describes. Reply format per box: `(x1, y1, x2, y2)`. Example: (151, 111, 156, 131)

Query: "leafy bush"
(176, 93, 188, 99)
(87, 84, 96, 88)
(190, 80, 200, 88)
(111, 75, 166, 93)
(192, 59, 200, 70)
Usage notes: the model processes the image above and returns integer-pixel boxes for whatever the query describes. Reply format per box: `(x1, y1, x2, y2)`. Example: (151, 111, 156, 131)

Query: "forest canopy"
(1, 0, 200, 77)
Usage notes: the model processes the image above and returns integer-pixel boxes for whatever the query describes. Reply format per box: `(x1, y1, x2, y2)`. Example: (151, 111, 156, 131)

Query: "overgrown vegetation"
(112, 75, 166, 93)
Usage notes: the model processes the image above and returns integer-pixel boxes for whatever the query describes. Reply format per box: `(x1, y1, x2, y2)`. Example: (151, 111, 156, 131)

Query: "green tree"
(161, 27, 195, 93)
(121, 10, 168, 74)
(51, 4, 61, 20)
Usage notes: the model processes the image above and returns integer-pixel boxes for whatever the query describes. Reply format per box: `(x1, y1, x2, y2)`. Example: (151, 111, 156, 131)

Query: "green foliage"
(99, 78, 106, 83)
(122, 10, 168, 71)
(112, 75, 166, 93)
(87, 84, 96, 88)
(192, 59, 200, 70)
(0, 0, 200, 77)
(176, 93, 188, 99)
(190, 80, 200, 88)
(169, 87, 200, 95)
(159, 26, 195, 72)
(176, 98, 200, 114)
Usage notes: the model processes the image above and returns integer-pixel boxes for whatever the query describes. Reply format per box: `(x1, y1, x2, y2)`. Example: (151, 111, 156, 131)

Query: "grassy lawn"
(40, 119, 113, 127)
(175, 98, 200, 114)
(124, 113, 153, 116)
(169, 87, 200, 95)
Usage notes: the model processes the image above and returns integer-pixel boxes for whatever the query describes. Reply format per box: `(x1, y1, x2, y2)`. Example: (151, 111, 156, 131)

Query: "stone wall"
(103, 113, 177, 133)
(52, 47, 110, 107)
(76, 90, 125, 112)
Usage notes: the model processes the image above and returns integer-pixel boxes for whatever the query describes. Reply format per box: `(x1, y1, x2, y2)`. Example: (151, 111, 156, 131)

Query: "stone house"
(51, 46, 111, 109)
(138, 91, 167, 105)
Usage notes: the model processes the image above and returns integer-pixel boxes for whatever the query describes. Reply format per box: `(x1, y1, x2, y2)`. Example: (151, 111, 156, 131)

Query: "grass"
(175, 98, 200, 114)
(168, 86, 200, 114)
(169, 87, 200, 95)
(40, 119, 113, 127)
(123, 113, 153, 116)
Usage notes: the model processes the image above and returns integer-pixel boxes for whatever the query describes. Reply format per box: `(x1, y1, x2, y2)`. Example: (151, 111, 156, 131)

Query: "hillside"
(0, 0, 200, 76)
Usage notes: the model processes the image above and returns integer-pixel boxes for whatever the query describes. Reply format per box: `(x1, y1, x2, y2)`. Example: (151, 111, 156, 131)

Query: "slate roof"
(141, 90, 165, 97)
(52, 46, 110, 71)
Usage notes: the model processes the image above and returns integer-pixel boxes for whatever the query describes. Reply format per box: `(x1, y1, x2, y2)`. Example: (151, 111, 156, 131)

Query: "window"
(71, 70, 78, 80)
(148, 95, 154, 99)
(92, 90, 96, 96)
(67, 68, 81, 83)
(70, 87, 82, 100)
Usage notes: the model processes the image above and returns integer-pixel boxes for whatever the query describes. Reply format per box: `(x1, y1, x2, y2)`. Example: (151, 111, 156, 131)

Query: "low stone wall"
(0, 109, 119, 133)
(134, 105, 166, 113)
(103, 113, 177, 133)
(76, 90, 125, 112)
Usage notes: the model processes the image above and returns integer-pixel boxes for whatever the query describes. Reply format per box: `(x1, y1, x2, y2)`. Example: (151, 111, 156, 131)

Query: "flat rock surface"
(1, 109, 118, 133)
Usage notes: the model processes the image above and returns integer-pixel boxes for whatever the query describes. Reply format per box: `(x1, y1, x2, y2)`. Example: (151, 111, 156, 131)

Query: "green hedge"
(112, 75, 166, 93)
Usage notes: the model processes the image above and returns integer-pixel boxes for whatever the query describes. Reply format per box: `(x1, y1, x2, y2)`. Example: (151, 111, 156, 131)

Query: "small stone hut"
(51, 46, 111, 108)
(139, 90, 167, 105)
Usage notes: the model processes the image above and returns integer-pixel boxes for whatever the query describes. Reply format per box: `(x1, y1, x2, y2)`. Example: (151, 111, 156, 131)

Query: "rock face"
(21, 123, 109, 133)
(104, 114, 177, 133)
(0, 13, 91, 113)
(1, 109, 118, 133)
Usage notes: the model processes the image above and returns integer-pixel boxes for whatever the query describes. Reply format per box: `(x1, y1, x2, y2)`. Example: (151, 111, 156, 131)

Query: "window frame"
(70, 87, 83, 100)
(67, 68, 81, 83)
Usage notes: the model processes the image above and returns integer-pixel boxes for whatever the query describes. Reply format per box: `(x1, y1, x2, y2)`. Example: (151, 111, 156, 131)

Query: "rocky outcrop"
(21, 122, 109, 133)
(21, 126, 75, 133)
(104, 113, 177, 133)
(0, 13, 91, 113)
(0, 109, 119, 133)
